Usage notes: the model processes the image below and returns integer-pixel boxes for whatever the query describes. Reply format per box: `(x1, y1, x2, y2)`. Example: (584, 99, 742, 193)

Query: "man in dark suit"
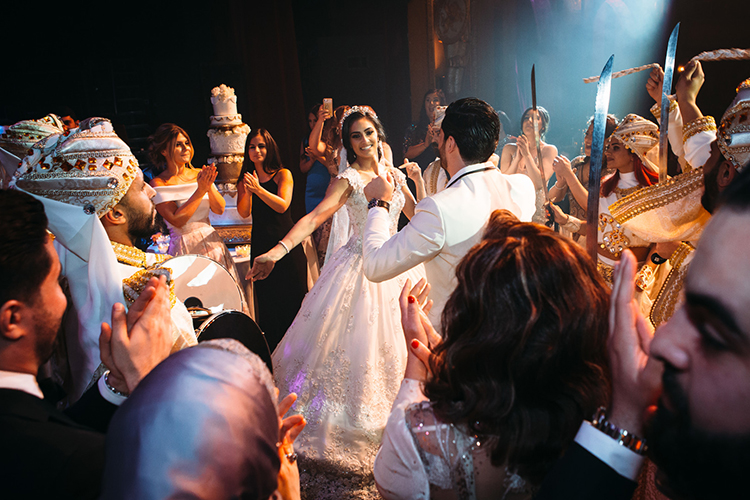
(0, 189, 173, 499)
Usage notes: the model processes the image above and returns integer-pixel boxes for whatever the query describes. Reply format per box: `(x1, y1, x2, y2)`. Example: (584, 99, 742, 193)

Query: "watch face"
(435, 0, 468, 45)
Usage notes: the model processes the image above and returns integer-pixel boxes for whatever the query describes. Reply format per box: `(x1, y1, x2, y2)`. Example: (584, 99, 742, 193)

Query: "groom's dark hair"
(441, 98, 500, 165)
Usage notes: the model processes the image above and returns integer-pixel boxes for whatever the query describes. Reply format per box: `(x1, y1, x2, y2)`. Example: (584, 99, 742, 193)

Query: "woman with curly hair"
(375, 210, 611, 499)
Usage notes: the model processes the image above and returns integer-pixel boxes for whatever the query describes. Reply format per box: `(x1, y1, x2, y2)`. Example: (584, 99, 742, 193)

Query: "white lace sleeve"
(374, 379, 430, 500)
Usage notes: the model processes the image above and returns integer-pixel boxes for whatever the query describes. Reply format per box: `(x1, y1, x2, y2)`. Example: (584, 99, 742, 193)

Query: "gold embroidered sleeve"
(682, 116, 716, 144)
(650, 98, 677, 121)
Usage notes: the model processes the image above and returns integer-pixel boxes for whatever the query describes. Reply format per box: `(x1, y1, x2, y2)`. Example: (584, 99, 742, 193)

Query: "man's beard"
(32, 300, 63, 364)
(700, 165, 721, 214)
(125, 204, 157, 242)
(646, 368, 750, 499)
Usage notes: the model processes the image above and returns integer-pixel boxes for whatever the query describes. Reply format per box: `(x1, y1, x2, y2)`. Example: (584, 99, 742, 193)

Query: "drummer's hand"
(248, 252, 277, 281)
(99, 275, 173, 394)
(196, 164, 217, 195)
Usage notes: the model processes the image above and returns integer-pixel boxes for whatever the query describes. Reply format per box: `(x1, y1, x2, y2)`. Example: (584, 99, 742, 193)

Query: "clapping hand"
(99, 275, 173, 394)
(243, 170, 262, 195)
(516, 134, 532, 158)
(197, 164, 218, 194)
(552, 155, 573, 186)
(399, 278, 439, 381)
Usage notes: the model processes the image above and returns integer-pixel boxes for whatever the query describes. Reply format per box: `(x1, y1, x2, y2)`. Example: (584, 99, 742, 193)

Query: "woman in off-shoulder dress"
(148, 123, 247, 312)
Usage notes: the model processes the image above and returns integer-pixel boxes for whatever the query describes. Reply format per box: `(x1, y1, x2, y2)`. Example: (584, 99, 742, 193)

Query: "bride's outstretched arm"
(248, 177, 352, 281)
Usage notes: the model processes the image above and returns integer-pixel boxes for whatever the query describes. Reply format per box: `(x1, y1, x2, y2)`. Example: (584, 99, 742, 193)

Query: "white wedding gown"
(272, 165, 425, 497)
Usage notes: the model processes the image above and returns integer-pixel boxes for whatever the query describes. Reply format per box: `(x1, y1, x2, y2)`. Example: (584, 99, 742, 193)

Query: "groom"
(362, 97, 535, 327)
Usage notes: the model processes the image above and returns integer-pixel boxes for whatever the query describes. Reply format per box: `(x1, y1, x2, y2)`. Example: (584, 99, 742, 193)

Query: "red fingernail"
(408, 295, 416, 304)
(411, 339, 419, 349)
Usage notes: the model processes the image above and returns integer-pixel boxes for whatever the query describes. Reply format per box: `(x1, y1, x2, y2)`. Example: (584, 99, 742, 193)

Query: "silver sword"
(585, 55, 615, 261)
(658, 23, 680, 182)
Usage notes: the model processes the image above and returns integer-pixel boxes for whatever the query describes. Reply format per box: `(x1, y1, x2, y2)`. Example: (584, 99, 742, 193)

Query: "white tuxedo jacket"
(363, 161, 535, 327)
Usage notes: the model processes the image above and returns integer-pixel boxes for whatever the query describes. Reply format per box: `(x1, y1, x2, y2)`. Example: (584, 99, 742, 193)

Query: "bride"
(249, 106, 426, 497)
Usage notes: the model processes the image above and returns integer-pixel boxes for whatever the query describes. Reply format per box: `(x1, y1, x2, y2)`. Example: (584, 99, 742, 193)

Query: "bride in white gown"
(249, 106, 426, 497)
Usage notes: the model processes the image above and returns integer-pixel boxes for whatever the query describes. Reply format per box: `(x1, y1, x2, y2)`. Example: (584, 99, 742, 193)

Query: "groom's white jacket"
(363, 161, 535, 328)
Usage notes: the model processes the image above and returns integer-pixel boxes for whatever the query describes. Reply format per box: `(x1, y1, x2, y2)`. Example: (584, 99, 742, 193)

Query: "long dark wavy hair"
(147, 123, 194, 171)
(424, 210, 611, 485)
(341, 107, 387, 165)
(247, 128, 284, 176)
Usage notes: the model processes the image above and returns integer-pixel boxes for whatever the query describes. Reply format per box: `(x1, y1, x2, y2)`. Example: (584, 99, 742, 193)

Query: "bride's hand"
(248, 252, 276, 281)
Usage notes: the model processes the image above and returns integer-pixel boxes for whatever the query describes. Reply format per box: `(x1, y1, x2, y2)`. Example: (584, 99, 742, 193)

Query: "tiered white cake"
(207, 84, 250, 183)
(206, 84, 253, 244)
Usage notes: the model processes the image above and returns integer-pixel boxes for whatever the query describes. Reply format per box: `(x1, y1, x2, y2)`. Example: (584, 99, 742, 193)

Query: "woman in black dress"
(237, 128, 307, 351)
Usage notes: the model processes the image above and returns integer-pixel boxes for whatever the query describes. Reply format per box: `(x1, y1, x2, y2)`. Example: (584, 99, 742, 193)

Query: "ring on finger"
(285, 451, 298, 463)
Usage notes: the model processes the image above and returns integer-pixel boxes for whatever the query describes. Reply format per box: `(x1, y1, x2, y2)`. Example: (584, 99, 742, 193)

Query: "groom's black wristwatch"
(368, 198, 390, 211)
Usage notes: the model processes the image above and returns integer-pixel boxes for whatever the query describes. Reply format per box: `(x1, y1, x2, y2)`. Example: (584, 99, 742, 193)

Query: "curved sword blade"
(659, 23, 680, 182)
(586, 55, 615, 261)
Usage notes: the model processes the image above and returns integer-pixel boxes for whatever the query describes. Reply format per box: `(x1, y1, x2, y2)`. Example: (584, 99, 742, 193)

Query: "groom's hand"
(364, 173, 394, 202)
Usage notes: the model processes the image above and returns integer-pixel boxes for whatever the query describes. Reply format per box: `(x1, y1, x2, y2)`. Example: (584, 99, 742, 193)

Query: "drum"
(158, 254, 244, 313)
(196, 310, 273, 374)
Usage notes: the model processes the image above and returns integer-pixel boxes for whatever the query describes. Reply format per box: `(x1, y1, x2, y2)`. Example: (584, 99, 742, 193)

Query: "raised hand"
(399, 278, 439, 381)
(317, 105, 331, 122)
(402, 160, 423, 184)
(676, 60, 705, 106)
(607, 250, 663, 435)
(197, 164, 218, 194)
(646, 64, 665, 103)
(99, 275, 173, 394)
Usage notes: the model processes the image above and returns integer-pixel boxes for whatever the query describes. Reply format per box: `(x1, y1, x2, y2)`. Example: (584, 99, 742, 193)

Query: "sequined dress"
(272, 166, 425, 498)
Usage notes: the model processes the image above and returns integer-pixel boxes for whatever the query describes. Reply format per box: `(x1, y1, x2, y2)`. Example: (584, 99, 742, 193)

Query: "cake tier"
(210, 114, 243, 127)
(207, 124, 250, 155)
(208, 156, 244, 184)
(210, 84, 239, 116)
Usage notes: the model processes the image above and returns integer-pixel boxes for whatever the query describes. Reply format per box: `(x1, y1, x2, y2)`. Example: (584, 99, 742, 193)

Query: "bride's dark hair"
(341, 108, 387, 165)
(424, 210, 611, 485)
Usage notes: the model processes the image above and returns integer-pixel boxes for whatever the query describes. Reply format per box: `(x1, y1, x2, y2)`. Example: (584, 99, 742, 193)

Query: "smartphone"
(323, 98, 333, 116)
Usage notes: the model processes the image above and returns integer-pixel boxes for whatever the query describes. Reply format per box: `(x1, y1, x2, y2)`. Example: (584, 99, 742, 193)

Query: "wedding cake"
(207, 84, 250, 183)
(206, 84, 253, 245)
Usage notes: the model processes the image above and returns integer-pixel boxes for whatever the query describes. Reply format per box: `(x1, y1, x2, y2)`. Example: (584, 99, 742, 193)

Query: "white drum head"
(159, 254, 243, 313)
